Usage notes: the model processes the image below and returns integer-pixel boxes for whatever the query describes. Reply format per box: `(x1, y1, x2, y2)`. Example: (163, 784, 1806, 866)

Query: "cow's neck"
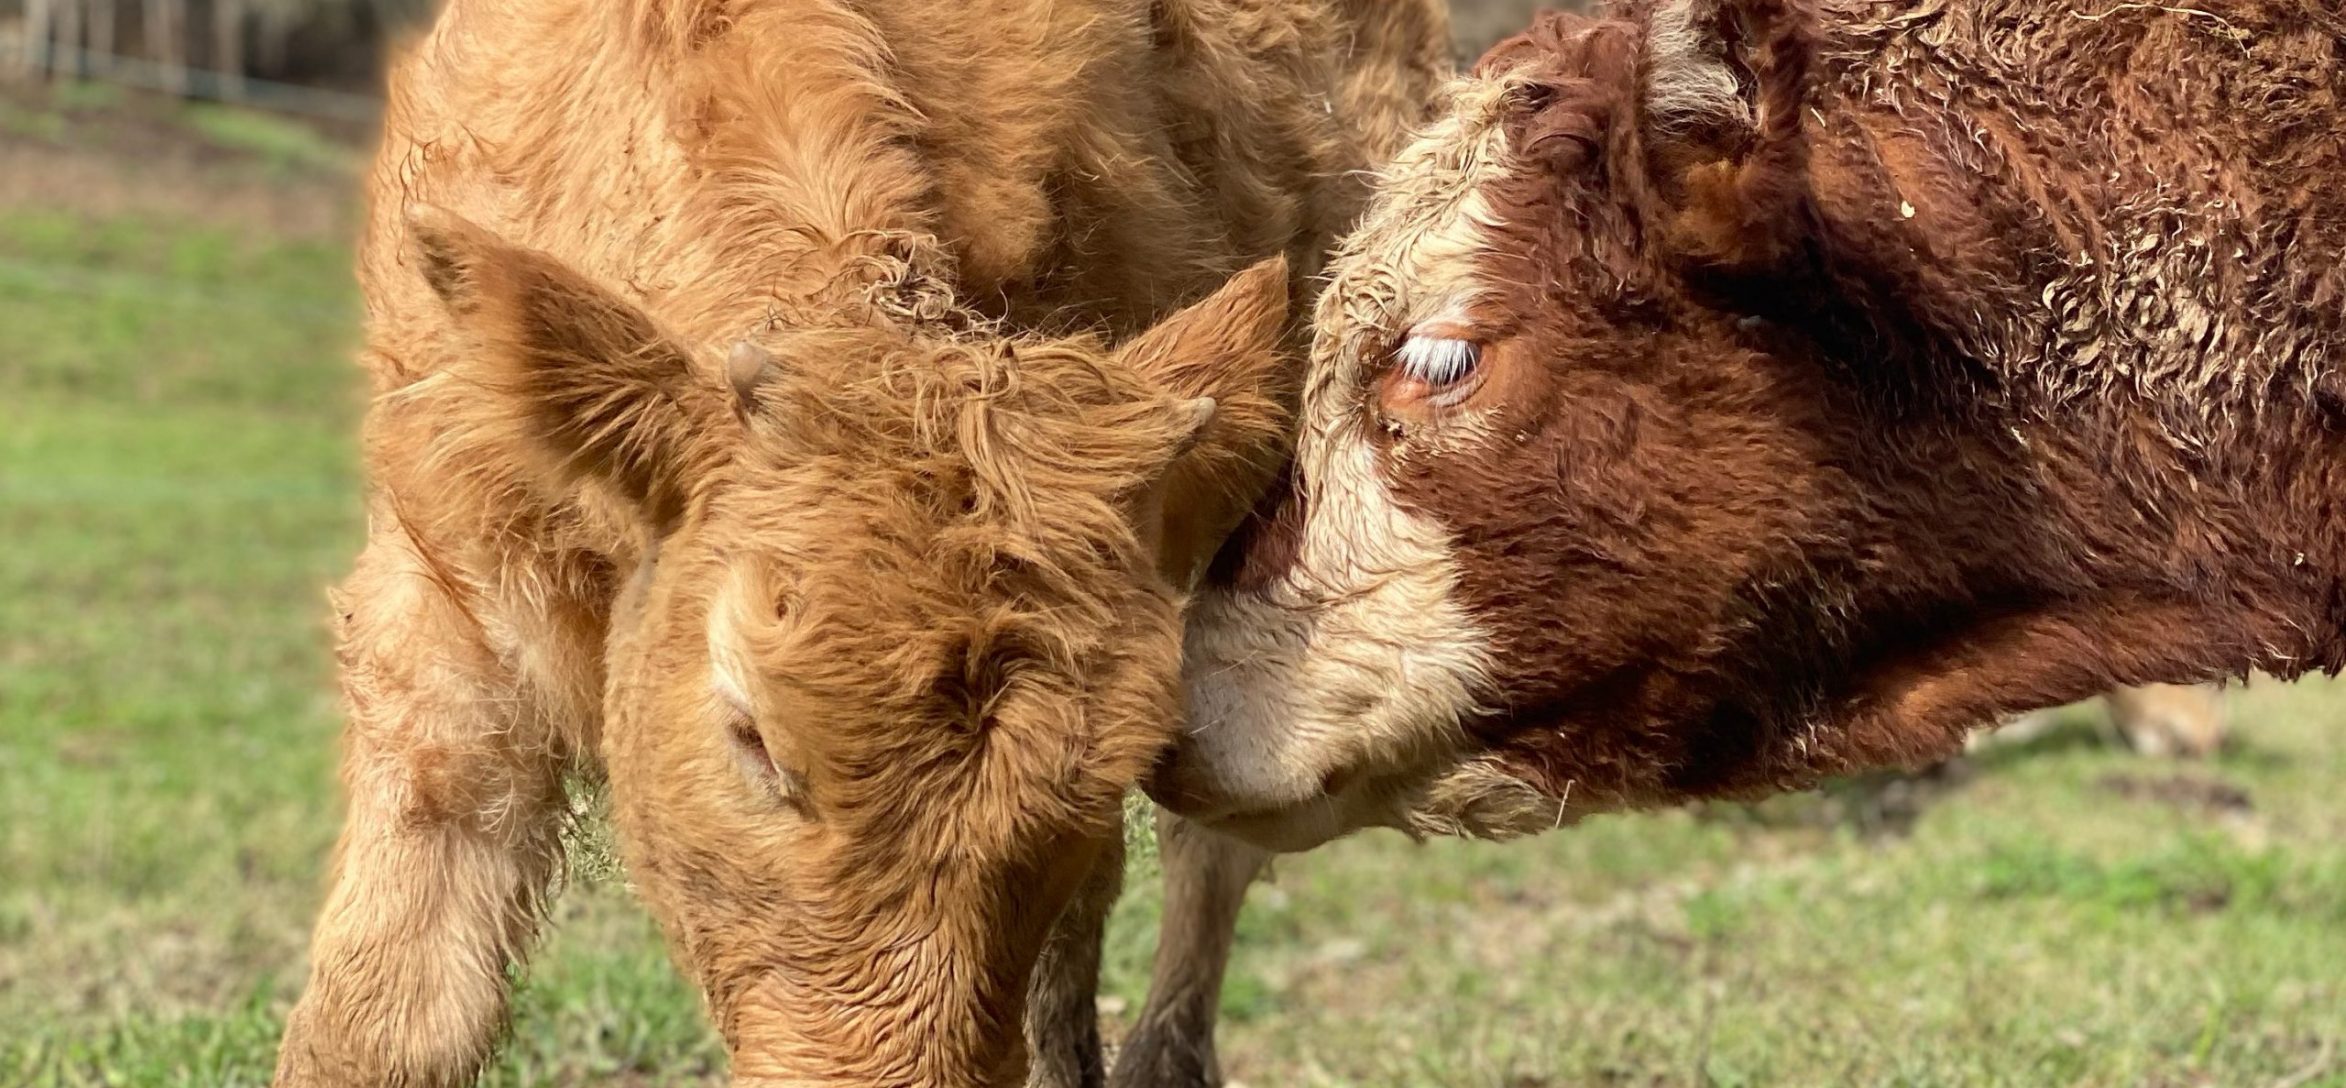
(418, 0, 1216, 352)
(638, 0, 1212, 340)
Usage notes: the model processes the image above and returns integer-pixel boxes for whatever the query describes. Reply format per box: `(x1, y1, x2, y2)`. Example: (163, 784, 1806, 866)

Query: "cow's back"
(1801, 0, 2346, 432)
(356, 0, 1452, 395)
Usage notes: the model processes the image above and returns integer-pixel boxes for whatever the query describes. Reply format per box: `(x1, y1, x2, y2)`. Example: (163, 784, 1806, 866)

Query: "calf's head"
(1158, 0, 2284, 850)
(412, 212, 1288, 1084)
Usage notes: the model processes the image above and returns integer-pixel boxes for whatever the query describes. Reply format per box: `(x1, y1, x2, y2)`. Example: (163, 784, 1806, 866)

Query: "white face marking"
(706, 577, 759, 719)
(1171, 437, 1494, 848)
(1161, 76, 1528, 849)
(706, 574, 799, 797)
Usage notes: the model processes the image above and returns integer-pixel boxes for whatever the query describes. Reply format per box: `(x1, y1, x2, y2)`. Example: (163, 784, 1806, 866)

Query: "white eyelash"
(1395, 336, 1480, 385)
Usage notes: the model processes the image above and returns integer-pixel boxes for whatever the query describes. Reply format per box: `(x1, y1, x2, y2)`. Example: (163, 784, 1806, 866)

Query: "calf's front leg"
(1108, 814, 1268, 1088)
(2107, 683, 2228, 758)
(1024, 828, 1127, 1088)
(274, 534, 580, 1087)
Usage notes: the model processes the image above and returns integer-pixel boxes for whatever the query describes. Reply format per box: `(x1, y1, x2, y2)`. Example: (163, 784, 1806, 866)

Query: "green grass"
(1, 81, 355, 176)
(5, 205, 2345, 1088)
(177, 106, 357, 176)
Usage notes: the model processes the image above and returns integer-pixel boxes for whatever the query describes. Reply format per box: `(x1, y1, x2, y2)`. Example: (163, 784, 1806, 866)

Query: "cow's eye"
(1395, 335, 1481, 387)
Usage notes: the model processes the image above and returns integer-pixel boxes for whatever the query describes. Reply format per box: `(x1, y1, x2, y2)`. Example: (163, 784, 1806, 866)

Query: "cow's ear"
(1116, 257, 1295, 589)
(409, 207, 730, 534)
(1637, 0, 1818, 276)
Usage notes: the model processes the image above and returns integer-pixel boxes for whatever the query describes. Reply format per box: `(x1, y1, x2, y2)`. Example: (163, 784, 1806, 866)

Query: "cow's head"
(409, 210, 1288, 1084)
(1155, 0, 2281, 850)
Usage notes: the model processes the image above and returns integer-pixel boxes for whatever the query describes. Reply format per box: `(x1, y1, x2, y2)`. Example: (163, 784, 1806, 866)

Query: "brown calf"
(1124, 0, 2337, 1079)
(271, 1, 1449, 1085)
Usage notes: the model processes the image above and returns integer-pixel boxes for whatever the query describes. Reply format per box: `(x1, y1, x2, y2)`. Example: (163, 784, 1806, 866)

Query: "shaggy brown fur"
(270, 1, 1450, 1086)
(1413, 0, 2345, 806)
(1120, 14, 2322, 1077)
(1167, 0, 2340, 827)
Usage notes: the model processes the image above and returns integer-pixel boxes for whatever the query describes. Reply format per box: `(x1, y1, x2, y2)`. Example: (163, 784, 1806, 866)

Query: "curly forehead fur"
(755, 330, 1204, 537)
(717, 331, 1202, 764)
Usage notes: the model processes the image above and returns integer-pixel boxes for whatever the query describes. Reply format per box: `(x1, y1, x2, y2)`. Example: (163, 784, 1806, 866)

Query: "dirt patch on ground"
(2095, 771, 2255, 814)
(0, 83, 359, 240)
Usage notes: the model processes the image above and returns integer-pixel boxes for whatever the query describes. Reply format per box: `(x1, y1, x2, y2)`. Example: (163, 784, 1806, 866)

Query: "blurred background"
(3, 2, 2341, 1085)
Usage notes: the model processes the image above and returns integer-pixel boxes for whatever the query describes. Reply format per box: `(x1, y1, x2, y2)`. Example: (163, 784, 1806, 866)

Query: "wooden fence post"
(144, 0, 185, 94)
(90, 0, 117, 77)
(57, 0, 84, 77)
(212, 0, 243, 99)
(22, 0, 55, 80)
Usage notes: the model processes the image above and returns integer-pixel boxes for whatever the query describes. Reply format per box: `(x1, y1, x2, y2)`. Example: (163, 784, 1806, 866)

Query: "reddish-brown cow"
(1166, 0, 2343, 845)
(1120, 0, 2341, 1080)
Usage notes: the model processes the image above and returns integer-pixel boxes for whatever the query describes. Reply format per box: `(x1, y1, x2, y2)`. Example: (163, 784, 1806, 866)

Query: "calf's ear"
(1638, 0, 1818, 276)
(1116, 257, 1295, 588)
(409, 207, 730, 533)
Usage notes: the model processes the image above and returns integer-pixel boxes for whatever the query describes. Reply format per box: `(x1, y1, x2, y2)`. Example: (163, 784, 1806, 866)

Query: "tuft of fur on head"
(1641, 0, 1752, 135)
(712, 326, 1215, 841)
(1626, 0, 1820, 276)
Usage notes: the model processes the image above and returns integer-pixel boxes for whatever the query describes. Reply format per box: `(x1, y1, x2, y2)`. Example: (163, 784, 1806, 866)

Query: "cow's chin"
(1148, 757, 1571, 852)
(1185, 798, 1359, 852)
(1143, 741, 1347, 850)
(1152, 780, 1401, 852)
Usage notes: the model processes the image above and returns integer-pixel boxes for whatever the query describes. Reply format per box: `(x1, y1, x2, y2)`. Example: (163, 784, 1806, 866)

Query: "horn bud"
(728, 340, 778, 412)
(1173, 396, 1219, 453)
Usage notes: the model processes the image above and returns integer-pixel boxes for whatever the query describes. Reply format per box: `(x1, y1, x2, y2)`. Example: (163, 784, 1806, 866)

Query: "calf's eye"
(729, 714, 782, 787)
(1395, 335, 1481, 387)
(727, 712, 814, 812)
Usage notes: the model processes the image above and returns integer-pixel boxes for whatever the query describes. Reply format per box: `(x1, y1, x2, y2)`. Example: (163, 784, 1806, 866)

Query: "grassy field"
(5, 89, 2346, 1088)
